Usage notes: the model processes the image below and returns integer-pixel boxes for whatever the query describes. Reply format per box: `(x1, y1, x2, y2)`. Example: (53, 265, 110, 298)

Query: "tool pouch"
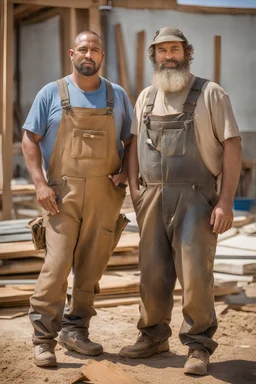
(28, 216, 46, 250)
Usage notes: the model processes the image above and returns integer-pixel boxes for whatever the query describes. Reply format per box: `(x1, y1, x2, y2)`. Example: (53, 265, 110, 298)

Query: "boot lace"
(38, 344, 53, 353)
(188, 348, 209, 363)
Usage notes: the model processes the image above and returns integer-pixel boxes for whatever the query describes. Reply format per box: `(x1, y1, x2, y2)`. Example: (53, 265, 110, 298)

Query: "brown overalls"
(29, 78, 127, 346)
(135, 77, 218, 354)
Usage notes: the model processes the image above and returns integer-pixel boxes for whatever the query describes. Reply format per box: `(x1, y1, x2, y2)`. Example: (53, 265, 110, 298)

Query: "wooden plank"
(1, 0, 14, 220)
(0, 183, 36, 196)
(81, 360, 141, 384)
(217, 227, 238, 242)
(0, 241, 43, 259)
(114, 23, 134, 104)
(0, 258, 43, 275)
(214, 35, 221, 85)
(0, 306, 28, 319)
(218, 234, 256, 252)
(214, 259, 256, 275)
(12, 0, 106, 8)
(214, 272, 255, 283)
(136, 30, 145, 98)
(94, 297, 140, 308)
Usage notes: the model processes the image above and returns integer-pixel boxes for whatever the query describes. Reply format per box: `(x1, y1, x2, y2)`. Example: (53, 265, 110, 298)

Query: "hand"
(130, 187, 140, 202)
(108, 173, 127, 187)
(36, 184, 59, 215)
(210, 200, 233, 234)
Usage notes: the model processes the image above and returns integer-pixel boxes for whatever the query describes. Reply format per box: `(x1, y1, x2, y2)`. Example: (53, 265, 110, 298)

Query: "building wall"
(106, 8, 256, 133)
(20, 16, 62, 118)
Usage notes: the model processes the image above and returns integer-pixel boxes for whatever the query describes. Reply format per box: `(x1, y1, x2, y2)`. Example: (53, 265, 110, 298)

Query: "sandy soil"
(1, 303, 256, 384)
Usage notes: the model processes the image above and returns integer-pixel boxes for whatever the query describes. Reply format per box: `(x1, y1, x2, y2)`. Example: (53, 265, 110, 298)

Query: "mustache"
(81, 59, 96, 66)
(159, 59, 179, 69)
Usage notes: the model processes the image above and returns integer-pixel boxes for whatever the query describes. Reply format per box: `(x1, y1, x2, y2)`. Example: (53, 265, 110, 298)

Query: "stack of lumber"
(1, 211, 256, 314)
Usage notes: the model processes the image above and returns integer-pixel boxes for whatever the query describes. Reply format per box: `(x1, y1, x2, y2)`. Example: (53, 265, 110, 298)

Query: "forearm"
(219, 137, 242, 205)
(128, 135, 139, 190)
(22, 131, 47, 188)
(120, 139, 132, 177)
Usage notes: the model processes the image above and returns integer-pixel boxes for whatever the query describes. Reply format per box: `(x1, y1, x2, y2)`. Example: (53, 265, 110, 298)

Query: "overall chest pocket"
(161, 127, 187, 156)
(71, 129, 107, 159)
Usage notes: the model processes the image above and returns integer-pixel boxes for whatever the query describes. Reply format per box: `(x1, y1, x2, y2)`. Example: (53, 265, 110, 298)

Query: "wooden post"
(214, 35, 221, 85)
(89, 6, 105, 77)
(60, 8, 91, 77)
(114, 23, 134, 104)
(1, 0, 14, 219)
(136, 30, 145, 98)
(60, 8, 77, 76)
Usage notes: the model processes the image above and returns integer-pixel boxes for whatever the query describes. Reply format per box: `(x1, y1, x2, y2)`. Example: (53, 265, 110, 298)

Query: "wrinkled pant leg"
(173, 191, 218, 355)
(62, 177, 125, 334)
(136, 185, 175, 341)
(29, 179, 82, 346)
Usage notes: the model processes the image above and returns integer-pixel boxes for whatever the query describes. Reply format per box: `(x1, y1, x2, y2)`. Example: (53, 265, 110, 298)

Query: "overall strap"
(104, 78, 114, 114)
(183, 77, 208, 113)
(57, 78, 71, 110)
(143, 87, 158, 124)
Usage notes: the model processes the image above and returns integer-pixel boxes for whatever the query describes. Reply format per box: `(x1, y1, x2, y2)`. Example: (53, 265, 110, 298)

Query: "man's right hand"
(36, 184, 59, 215)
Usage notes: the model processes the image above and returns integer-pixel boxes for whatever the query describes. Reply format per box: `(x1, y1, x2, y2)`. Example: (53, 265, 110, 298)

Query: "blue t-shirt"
(23, 76, 133, 172)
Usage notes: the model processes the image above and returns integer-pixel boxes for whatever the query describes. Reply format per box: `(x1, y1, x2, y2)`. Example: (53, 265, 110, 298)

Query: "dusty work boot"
(58, 328, 103, 356)
(119, 332, 169, 358)
(184, 348, 210, 375)
(34, 344, 57, 367)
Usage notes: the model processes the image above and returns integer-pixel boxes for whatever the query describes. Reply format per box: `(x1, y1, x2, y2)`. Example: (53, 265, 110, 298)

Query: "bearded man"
(119, 27, 241, 376)
(22, 31, 133, 367)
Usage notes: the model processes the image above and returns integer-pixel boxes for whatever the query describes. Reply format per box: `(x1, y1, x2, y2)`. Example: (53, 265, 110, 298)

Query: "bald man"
(22, 31, 133, 367)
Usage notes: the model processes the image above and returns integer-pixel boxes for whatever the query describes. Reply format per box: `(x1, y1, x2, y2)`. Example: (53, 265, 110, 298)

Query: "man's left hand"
(108, 173, 128, 188)
(210, 200, 233, 234)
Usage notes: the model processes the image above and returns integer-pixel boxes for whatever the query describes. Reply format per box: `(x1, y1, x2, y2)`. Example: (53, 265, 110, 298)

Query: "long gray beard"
(152, 68, 190, 93)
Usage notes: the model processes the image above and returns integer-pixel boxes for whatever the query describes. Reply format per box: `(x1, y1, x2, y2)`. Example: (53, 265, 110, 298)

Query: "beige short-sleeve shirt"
(131, 75, 240, 176)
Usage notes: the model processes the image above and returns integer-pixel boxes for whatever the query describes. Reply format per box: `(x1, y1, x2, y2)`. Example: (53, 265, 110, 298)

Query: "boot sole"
(184, 367, 207, 376)
(119, 340, 169, 358)
(58, 339, 103, 356)
(34, 358, 57, 368)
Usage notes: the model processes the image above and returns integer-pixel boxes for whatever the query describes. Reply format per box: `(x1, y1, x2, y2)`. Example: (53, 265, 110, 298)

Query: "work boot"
(34, 344, 57, 367)
(119, 332, 169, 358)
(58, 328, 103, 356)
(184, 348, 210, 376)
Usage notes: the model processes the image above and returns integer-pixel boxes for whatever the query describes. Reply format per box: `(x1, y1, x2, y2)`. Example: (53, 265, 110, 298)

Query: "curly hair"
(147, 41, 194, 64)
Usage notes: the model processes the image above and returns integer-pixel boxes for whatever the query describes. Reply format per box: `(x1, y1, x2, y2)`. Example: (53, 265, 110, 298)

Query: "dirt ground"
(1, 303, 256, 384)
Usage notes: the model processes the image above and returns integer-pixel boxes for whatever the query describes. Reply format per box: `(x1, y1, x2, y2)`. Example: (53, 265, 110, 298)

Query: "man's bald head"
(73, 31, 103, 50)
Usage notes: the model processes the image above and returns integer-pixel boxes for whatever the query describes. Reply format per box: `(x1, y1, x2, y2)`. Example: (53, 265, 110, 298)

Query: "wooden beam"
(14, 5, 45, 22)
(112, 0, 177, 10)
(136, 30, 145, 98)
(1, 0, 14, 219)
(12, 0, 107, 9)
(214, 35, 221, 85)
(111, 1, 256, 14)
(21, 7, 59, 24)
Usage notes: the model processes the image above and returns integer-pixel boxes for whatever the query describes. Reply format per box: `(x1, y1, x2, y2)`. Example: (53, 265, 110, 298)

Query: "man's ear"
(69, 49, 74, 59)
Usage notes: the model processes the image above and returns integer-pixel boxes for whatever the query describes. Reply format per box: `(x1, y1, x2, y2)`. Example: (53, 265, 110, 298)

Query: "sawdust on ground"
(1, 303, 256, 384)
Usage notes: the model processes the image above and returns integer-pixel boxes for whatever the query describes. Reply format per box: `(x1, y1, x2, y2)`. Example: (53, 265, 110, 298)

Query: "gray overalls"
(134, 77, 218, 354)
(29, 78, 127, 346)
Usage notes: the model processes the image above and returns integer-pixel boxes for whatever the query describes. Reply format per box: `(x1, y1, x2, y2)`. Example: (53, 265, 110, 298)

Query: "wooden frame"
(1, 0, 14, 220)
(12, 0, 107, 8)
